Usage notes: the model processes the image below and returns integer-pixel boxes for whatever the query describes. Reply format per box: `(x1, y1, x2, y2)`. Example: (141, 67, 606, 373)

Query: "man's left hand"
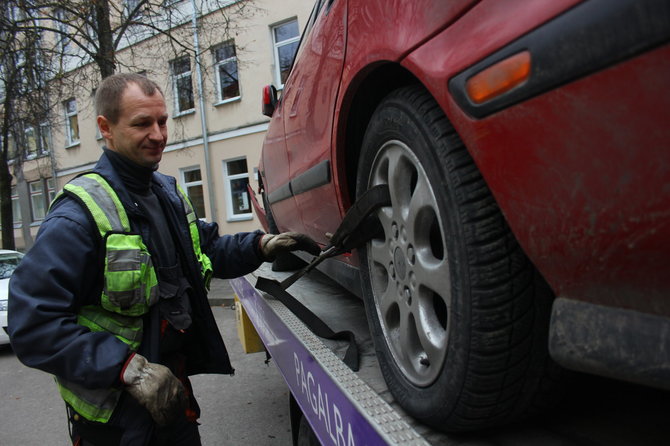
(260, 232, 321, 261)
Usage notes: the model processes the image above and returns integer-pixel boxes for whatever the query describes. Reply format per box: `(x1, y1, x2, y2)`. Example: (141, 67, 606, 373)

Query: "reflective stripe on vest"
(55, 305, 144, 423)
(176, 185, 213, 289)
(56, 376, 120, 423)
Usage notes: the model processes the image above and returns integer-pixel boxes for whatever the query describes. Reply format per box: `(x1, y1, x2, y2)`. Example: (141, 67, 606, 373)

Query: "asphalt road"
(0, 278, 293, 446)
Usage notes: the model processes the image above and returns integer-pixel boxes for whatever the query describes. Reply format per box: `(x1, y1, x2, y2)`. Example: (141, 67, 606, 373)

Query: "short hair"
(95, 73, 163, 124)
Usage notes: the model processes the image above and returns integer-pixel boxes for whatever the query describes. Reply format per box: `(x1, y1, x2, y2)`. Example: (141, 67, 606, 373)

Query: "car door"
(261, 85, 301, 233)
(280, 0, 347, 245)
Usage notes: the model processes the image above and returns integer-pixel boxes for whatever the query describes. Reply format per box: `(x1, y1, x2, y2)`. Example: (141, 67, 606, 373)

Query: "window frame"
(23, 122, 51, 159)
(271, 18, 301, 89)
(54, 9, 71, 52)
(170, 57, 195, 116)
(39, 122, 52, 154)
(24, 125, 38, 159)
(29, 180, 46, 222)
(223, 157, 253, 222)
(46, 178, 56, 205)
(64, 98, 80, 147)
(180, 166, 206, 220)
(11, 186, 21, 225)
(213, 40, 241, 105)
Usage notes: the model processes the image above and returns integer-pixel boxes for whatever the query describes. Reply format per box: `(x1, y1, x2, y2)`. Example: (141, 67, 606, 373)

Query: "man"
(8, 73, 319, 445)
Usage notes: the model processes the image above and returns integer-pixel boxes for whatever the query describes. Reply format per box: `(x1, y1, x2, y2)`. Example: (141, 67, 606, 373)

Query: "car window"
(0, 253, 23, 279)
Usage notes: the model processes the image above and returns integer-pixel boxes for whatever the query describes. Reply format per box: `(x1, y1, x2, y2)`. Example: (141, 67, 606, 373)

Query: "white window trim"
(46, 178, 56, 205)
(214, 96, 242, 107)
(64, 98, 79, 147)
(11, 186, 21, 225)
(24, 125, 37, 159)
(39, 122, 52, 154)
(223, 157, 253, 222)
(213, 42, 241, 104)
(55, 9, 71, 52)
(29, 180, 45, 222)
(171, 58, 195, 116)
(180, 166, 206, 220)
(271, 18, 300, 89)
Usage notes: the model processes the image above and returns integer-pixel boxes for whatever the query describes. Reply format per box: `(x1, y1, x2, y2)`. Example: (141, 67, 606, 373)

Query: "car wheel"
(356, 85, 560, 431)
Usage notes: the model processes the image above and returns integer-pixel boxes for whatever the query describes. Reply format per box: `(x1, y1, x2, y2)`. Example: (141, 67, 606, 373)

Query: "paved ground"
(208, 277, 236, 306)
(0, 279, 293, 445)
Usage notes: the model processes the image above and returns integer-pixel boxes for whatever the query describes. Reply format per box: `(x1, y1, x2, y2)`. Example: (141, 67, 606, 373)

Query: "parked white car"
(0, 250, 24, 346)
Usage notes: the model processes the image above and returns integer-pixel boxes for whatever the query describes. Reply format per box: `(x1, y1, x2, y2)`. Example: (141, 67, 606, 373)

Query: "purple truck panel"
(230, 276, 388, 446)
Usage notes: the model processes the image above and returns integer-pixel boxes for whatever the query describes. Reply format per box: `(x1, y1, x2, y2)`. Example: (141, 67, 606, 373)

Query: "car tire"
(356, 85, 561, 431)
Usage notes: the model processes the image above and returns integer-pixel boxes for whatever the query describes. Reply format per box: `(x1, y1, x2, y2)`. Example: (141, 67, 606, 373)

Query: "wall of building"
(7, 0, 314, 251)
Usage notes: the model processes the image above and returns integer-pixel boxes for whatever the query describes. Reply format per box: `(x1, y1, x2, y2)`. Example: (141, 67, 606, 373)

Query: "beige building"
(9, 0, 313, 250)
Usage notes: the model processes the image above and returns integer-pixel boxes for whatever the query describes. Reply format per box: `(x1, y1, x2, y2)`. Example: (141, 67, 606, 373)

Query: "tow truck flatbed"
(230, 263, 668, 446)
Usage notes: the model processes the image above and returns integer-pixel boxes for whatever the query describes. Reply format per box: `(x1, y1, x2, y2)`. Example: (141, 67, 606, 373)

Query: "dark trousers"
(69, 395, 202, 446)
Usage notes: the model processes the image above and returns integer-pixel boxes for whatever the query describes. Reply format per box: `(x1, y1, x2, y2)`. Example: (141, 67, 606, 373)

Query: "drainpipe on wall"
(190, 0, 218, 222)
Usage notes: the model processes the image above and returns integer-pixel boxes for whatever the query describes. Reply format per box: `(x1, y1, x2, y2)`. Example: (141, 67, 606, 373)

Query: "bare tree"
(1, 2, 57, 249)
(0, 0, 260, 249)
(10, 0, 259, 80)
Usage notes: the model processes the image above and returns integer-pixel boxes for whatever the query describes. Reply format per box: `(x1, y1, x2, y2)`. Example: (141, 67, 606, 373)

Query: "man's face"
(98, 83, 168, 168)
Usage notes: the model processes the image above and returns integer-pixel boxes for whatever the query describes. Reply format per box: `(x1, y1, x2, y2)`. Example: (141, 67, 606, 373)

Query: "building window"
(46, 178, 56, 205)
(181, 167, 206, 219)
(213, 41, 240, 103)
(29, 181, 46, 221)
(7, 133, 17, 159)
(11, 186, 21, 224)
(64, 99, 79, 146)
(39, 123, 51, 153)
(55, 9, 71, 52)
(171, 57, 194, 115)
(25, 126, 38, 158)
(272, 19, 300, 87)
(23, 123, 51, 158)
(224, 158, 252, 221)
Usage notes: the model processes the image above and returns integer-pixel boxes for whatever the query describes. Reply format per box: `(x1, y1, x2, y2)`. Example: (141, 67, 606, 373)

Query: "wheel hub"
(365, 140, 452, 387)
(393, 246, 407, 280)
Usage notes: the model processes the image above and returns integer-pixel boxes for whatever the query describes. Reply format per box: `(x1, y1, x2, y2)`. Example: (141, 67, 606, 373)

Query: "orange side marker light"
(466, 51, 531, 104)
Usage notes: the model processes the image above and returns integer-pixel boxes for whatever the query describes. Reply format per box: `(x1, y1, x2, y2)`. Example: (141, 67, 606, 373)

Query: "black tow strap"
(256, 277, 360, 369)
(255, 185, 391, 372)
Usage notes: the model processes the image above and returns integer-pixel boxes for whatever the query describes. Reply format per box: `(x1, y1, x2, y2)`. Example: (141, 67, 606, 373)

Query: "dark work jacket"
(8, 152, 265, 391)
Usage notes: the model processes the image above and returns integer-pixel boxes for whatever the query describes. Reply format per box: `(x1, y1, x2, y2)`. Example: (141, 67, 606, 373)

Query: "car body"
(0, 250, 24, 346)
(254, 0, 670, 431)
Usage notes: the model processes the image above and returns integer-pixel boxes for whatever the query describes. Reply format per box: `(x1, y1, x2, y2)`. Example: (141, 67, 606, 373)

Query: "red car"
(253, 0, 670, 432)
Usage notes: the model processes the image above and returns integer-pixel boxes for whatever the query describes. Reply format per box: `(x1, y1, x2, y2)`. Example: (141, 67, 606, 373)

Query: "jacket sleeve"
(8, 199, 130, 389)
(197, 220, 266, 279)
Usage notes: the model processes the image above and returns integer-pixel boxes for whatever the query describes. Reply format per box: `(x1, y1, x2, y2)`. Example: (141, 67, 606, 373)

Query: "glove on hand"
(260, 232, 321, 261)
(121, 353, 187, 426)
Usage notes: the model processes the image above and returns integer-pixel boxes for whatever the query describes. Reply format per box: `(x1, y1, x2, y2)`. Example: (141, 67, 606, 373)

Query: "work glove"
(120, 353, 187, 426)
(259, 232, 321, 261)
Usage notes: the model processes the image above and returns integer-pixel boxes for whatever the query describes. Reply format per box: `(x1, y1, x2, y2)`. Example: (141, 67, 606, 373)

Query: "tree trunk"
(14, 167, 33, 250)
(0, 109, 15, 251)
(95, 0, 116, 78)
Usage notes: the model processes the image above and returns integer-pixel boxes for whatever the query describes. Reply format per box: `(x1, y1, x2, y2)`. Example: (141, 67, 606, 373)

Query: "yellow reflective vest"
(54, 173, 212, 423)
